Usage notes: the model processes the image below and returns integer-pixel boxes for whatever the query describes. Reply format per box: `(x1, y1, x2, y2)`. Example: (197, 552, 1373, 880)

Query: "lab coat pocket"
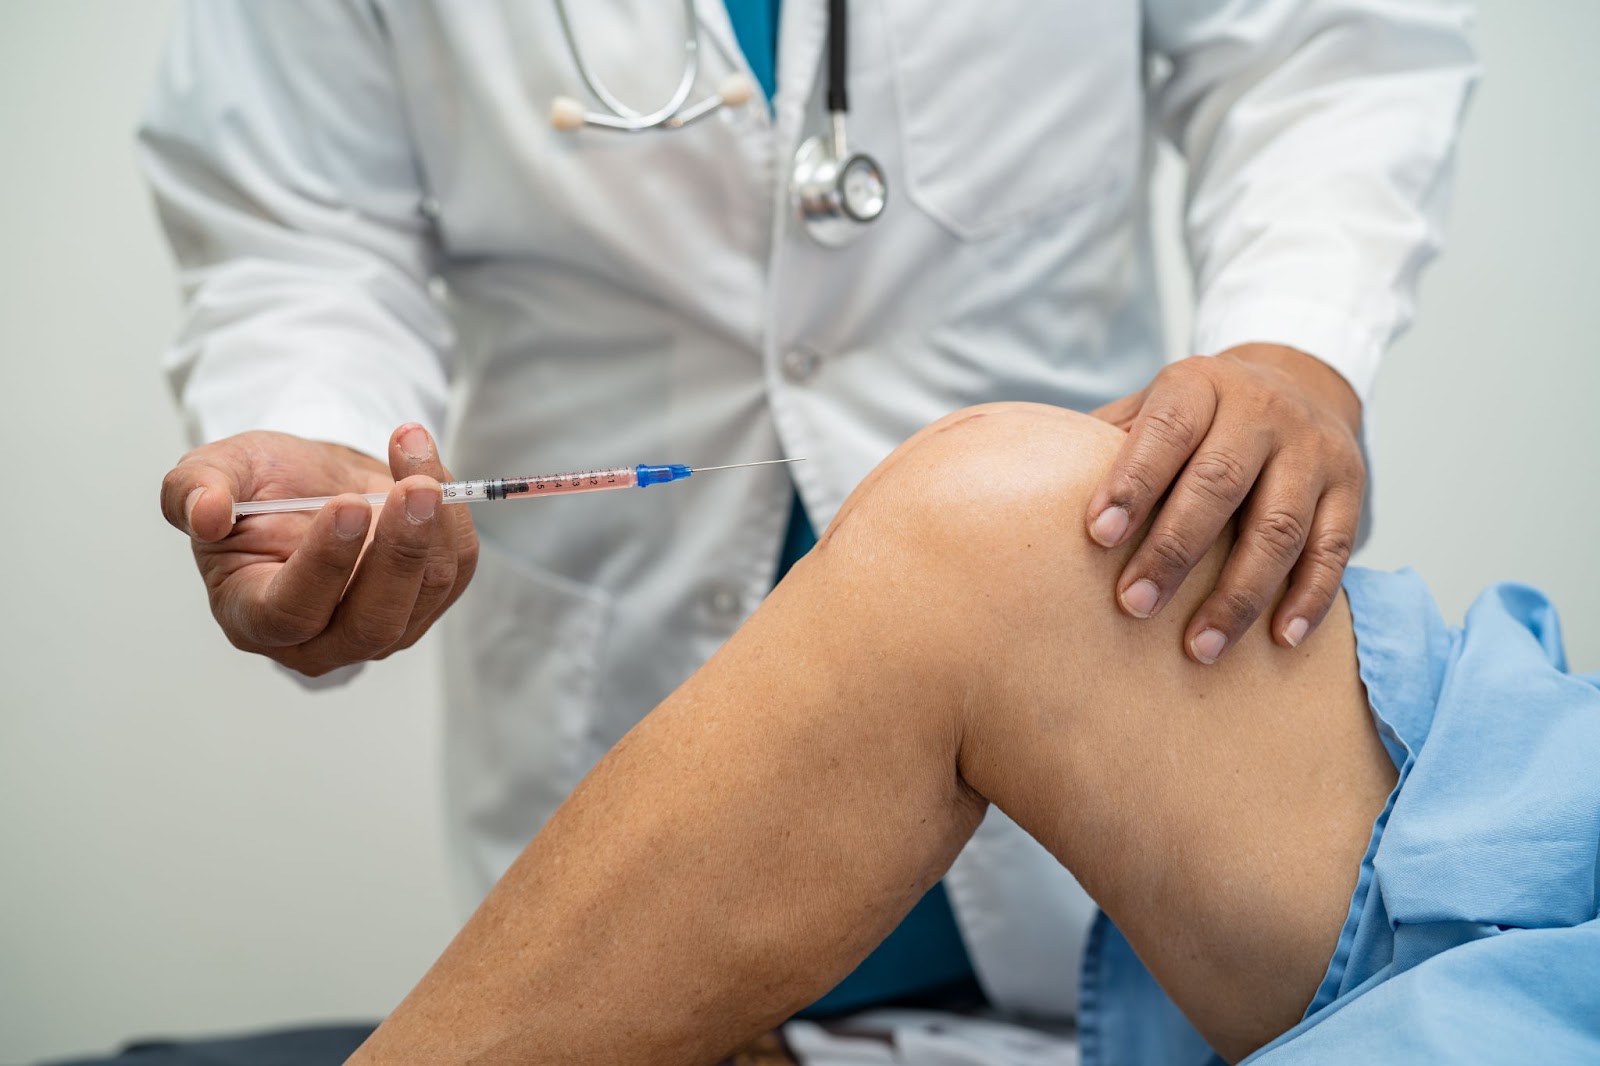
(880, 0, 1141, 240)
(442, 537, 614, 886)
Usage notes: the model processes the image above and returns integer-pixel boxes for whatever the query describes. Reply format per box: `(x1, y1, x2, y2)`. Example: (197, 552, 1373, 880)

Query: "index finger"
(160, 454, 244, 542)
(1085, 366, 1218, 548)
(295, 476, 443, 665)
(217, 494, 375, 647)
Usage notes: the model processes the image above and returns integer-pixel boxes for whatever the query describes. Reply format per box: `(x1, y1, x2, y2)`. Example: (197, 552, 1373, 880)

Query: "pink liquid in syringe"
(444, 467, 638, 502)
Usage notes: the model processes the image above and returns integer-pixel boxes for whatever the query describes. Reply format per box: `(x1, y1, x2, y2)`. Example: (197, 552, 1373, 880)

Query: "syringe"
(232, 458, 804, 518)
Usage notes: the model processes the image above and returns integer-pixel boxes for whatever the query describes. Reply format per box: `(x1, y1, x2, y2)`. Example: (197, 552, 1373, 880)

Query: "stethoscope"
(549, 0, 888, 245)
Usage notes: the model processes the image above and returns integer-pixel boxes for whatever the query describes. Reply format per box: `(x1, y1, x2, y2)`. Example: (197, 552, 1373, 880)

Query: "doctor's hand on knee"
(1085, 344, 1364, 665)
(159, 424, 479, 677)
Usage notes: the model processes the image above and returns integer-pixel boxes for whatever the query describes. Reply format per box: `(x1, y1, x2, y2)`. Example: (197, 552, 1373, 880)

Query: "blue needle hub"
(635, 463, 694, 487)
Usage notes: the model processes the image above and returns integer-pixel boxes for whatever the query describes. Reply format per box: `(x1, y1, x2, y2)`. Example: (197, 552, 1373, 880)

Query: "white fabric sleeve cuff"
(1191, 298, 1388, 406)
(219, 400, 406, 468)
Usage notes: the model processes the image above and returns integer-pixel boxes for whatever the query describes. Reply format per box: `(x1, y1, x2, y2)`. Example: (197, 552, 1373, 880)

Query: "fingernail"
(1090, 506, 1130, 547)
(1284, 617, 1310, 648)
(184, 487, 206, 531)
(399, 424, 432, 462)
(406, 486, 439, 522)
(334, 503, 367, 539)
(1192, 628, 1227, 665)
(1120, 578, 1159, 619)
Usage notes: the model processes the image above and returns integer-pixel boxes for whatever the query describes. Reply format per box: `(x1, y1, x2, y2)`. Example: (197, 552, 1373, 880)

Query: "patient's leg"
(350, 404, 1393, 1066)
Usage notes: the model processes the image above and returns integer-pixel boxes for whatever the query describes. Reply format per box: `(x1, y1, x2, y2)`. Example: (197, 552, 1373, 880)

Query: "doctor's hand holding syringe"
(160, 424, 799, 675)
(160, 424, 480, 677)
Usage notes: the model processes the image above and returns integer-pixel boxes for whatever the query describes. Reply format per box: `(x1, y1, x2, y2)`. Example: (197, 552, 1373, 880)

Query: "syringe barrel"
(441, 466, 638, 502)
(233, 460, 713, 518)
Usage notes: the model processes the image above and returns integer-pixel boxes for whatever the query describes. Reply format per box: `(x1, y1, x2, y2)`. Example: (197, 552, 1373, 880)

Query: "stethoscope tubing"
(826, 0, 849, 114)
(552, 0, 702, 130)
(550, 0, 883, 238)
(551, 0, 851, 132)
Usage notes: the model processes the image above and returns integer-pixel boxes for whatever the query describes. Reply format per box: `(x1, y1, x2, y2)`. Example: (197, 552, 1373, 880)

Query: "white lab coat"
(140, 0, 1476, 1025)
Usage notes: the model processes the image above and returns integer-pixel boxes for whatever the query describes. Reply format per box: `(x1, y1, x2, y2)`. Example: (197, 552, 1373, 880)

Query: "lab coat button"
(781, 348, 821, 384)
(704, 584, 744, 620)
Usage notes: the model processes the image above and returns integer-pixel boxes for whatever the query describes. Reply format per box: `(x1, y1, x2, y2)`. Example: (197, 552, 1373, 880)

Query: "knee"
(819, 402, 1126, 592)
(807, 404, 1129, 681)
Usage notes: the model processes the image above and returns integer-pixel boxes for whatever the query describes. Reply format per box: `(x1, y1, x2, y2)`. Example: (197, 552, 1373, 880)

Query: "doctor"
(149, 0, 1476, 1031)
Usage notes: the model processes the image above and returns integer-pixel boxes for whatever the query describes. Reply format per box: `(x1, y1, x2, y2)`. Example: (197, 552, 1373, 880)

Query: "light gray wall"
(0, 5, 455, 1062)
(1353, 1, 1600, 635)
(1, 2, 1595, 1061)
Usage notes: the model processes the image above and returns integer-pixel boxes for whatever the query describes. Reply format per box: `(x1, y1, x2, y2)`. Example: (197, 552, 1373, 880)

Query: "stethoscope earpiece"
(716, 74, 756, 110)
(550, 95, 588, 132)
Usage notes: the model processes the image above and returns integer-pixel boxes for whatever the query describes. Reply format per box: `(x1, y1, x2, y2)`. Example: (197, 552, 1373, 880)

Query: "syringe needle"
(690, 458, 807, 473)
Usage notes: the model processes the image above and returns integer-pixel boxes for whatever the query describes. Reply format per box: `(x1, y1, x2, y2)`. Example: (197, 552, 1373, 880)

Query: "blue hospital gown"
(1079, 566, 1600, 1065)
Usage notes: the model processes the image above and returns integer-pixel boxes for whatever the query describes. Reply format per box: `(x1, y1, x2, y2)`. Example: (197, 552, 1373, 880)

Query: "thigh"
(984, 584, 1386, 1060)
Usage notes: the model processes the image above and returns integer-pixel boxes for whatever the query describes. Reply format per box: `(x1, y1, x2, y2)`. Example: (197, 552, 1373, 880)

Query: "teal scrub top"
(724, 0, 780, 100)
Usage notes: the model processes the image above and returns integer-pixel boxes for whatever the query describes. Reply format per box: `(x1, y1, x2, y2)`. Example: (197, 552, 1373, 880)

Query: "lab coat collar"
(693, 0, 746, 88)
(698, 0, 828, 154)
(774, 0, 828, 150)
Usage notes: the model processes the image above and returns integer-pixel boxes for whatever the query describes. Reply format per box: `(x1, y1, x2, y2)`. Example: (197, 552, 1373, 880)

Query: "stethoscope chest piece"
(792, 133, 888, 246)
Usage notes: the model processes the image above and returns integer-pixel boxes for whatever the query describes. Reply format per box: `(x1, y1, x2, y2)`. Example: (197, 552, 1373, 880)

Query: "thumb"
(1090, 388, 1147, 430)
(161, 454, 243, 542)
(389, 423, 452, 482)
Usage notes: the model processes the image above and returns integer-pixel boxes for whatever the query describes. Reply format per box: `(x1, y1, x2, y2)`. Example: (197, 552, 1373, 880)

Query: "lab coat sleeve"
(1144, 0, 1479, 402)
(138, 0, 452, 460)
